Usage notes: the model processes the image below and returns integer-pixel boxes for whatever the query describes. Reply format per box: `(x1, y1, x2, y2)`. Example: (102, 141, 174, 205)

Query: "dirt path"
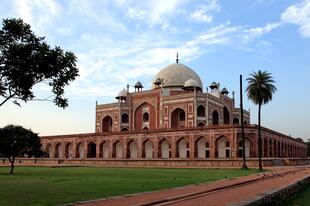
(74, 167, 310, 206)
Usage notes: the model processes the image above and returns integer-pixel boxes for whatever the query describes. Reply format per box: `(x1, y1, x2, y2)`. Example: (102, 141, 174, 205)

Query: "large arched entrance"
(216, 136, 231, 158)
(195, 137, 210, 158)
(171, 108, 186, 129)
(126, 140, 138, 158)
(55, 143, 62, 158)
(212, 110, 219, 125)
(113, 141, 123, 158)
(176, 138, 189, 158)
(134, 102, 155, 130)
(99, 141, 109, 158)
(87, 142, 96, 158)
(102, 116, 113, 132)
(159, 139, 171, 158)
(223, 107, 230, 124)
(142, 139, 154, 158)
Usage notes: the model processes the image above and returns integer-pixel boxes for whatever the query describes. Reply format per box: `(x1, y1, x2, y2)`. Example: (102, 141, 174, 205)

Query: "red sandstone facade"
(41, 60, 307, 160)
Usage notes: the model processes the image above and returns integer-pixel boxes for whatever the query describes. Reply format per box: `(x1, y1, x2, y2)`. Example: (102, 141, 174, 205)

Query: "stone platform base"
(1, 158, 309, 168)
(231, 174, 310, 206)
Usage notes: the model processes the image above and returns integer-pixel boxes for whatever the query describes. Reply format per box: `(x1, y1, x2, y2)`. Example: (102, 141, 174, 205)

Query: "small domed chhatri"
(115, 89, 127, 99)
(40, 53, 307, 164)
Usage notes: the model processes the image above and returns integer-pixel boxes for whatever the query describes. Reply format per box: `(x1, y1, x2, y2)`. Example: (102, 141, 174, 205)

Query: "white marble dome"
(152, 63, 203, 88)
(184, 78, 201, 88)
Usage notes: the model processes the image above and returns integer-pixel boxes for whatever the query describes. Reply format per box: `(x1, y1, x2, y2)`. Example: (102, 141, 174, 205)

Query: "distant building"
(41, 55, 307, 160)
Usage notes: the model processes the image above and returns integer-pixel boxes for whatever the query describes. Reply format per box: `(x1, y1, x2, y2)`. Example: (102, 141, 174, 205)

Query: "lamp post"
(240, 75, 248, 169)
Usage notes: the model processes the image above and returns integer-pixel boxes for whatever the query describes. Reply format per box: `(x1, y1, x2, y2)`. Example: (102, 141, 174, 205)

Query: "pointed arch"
(269, 139, 273, 157)
(126, 140, 138, 158)
(65, 143, 73, 159)
(113, 140, 123, 158)
(55, 143, 62, 158)
(102, 115, 113, 132)
(197, 105, 206, 118)
(87, 142, 96, 158)
(223, 106, 230, 124)
(134, 102, 156, 130)
(215, 136, 231, 158)
(237, 138, 251, 158)
(233, 118, 239, 124)
(171, 108, 186, 129)
(142, 139, 154, 158)
(121, 128, 128, 132)
(121, 113, 129, 124)
(212, 110, 219, 125)
(76, 142, 84, 158)
(158, 138, 171, 158)
(99, 141, 109, 158)
(195, 137, 210, 158)
(45, 144, 52, 158)
(176, 137, 189, 158)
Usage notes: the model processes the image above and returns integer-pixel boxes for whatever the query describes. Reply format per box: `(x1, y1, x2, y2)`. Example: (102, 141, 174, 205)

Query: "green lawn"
(0, 166, 260, 206)
(281, 185, 310, 206)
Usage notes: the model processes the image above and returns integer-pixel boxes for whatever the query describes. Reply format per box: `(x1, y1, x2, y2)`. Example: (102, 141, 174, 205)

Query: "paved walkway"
(74, 167, 310, 206)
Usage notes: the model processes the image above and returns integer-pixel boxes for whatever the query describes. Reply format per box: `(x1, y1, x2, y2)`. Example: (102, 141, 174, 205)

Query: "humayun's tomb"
(38, 56, 307, 167)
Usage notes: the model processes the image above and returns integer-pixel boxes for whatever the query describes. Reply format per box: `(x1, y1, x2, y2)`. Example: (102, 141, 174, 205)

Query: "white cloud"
(4, 0, 288, 99)
(190, 0, 220, 23)
(13, 0, 61, 33)
(148, 0, 182, 25)
(244, 22, 282, 40)
(281, 0, 310, 37)
(127, 7, 146, 19)
(187, 23, 240, 46)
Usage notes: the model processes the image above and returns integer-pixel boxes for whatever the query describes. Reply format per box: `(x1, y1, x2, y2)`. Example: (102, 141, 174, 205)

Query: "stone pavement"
(72, 167, 310, 206)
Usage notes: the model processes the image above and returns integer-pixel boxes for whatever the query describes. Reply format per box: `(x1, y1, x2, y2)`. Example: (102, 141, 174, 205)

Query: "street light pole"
(240, 75, 248, 169)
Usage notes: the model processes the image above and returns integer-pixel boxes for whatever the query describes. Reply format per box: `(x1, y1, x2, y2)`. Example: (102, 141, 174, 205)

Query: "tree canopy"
(246, 70, 277, 106)
(0, 125, 44, 174)
(0, 18, 79, 108)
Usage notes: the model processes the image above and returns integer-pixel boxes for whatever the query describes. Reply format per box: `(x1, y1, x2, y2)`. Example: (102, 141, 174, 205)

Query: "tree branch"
(0, 93, 15, 107)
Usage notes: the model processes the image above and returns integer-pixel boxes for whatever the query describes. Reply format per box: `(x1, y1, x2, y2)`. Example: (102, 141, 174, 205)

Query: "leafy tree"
(0, 125, 44, 174)
(246, 70, 277, 170)
(0, 18, 78, 108)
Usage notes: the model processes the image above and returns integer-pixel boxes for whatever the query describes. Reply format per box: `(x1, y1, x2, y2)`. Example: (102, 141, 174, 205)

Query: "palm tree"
(246, 70, 276, 170)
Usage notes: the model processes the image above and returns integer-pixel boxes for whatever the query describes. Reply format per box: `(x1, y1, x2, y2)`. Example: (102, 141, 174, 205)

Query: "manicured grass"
(281, 185, 310, 206)
(0, 166, 260, 206)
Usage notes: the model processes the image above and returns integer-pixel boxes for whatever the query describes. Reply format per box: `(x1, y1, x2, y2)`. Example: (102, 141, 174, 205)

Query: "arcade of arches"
(42, 126, 307, 160)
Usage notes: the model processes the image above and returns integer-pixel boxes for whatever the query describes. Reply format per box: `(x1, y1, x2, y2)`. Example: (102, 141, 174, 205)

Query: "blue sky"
(0, 0, 309, 140)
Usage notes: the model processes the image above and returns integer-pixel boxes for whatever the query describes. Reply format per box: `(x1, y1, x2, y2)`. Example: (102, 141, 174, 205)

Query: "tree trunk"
(9, 157, 15, 174)
(258, 104, 263, 170)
